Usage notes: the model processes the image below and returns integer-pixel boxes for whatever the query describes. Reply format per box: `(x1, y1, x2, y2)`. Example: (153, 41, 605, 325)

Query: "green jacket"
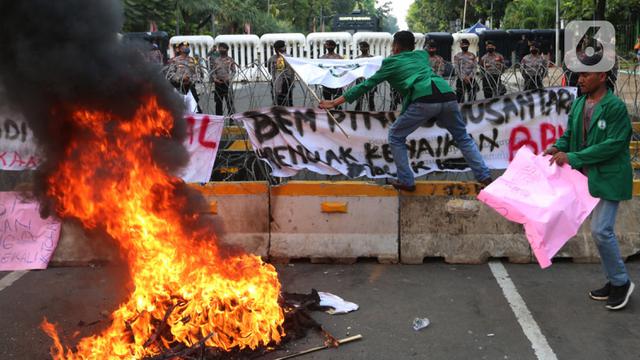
(553, 90, 633, 201)
(343, 50, 453, 114)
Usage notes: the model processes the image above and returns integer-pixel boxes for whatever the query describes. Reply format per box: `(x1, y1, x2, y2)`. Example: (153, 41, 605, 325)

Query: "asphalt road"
(1, 261, 638, 359)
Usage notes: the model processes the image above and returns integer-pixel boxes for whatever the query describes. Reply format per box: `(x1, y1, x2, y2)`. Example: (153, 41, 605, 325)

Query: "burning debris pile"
(0, 1, 290, 358)
(38, 98, 285, 358)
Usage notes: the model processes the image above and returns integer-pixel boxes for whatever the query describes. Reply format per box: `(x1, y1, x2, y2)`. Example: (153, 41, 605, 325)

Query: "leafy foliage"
(121, 0, 399, 35)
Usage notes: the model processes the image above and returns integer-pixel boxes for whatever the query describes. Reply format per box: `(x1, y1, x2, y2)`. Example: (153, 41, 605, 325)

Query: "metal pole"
(490, 1, 493, 29)
(555, 0, 561, 66)
(462, 0, 468, 30)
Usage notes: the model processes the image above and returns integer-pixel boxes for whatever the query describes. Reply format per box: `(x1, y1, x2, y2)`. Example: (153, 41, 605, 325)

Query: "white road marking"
(0, 271, 28, 292)
(489, 261, 558, 360)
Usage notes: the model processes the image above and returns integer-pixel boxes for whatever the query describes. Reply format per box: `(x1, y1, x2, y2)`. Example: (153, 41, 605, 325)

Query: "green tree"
(502, 0, 555, 29)
(407, 0, 509, 32)
(122, 0, 405, 35)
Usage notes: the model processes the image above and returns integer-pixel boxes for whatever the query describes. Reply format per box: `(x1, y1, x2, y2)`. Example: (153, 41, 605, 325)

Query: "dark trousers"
(456, 78, 478, 103)
(322, 87, 343, 110)
(482, 73, 505, 99)
(214, 83, 234, 115)
(274, 78, 293, 106)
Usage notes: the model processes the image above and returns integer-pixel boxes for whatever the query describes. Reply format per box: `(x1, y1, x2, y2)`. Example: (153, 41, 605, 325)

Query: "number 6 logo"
(564, 21, 616, 72)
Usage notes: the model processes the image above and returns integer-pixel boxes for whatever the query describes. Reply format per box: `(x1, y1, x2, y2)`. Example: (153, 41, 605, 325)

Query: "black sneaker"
(589, 282, 611, 301)
(605, 281, 635, 310)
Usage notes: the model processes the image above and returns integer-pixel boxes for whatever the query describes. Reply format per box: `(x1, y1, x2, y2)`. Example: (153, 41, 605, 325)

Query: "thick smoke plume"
(0, 0, 212, 218)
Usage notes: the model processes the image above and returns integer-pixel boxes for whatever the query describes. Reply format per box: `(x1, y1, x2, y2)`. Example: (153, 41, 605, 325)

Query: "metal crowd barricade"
(306, 32, 353, 59)
(351, 32, 393, 58)
(414, 33, 426, 51)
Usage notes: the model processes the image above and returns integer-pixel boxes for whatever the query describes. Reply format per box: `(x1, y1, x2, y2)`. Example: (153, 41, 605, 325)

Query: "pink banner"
(0, 192, 61, 271)
(478, 147, 599, 268)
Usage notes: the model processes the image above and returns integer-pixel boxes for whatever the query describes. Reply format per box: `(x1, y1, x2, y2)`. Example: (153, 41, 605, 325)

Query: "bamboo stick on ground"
(274, 334, 363, 360)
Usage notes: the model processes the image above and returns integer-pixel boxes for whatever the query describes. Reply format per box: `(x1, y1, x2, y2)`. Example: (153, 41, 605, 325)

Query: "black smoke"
(0, 1, 212, 223)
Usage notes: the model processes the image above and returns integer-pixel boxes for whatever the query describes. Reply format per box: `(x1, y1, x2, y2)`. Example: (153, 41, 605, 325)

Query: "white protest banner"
(0, 192, 62, 271)
(0, 112, 223, 183)
(235, 87, 578, 178)
(178, 114, 224, 183)
(0, 112, 41, 170)
(285, 56, 383, 89)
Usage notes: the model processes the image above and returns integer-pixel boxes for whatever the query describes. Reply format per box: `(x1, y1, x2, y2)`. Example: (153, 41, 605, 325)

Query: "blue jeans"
(591, 200, 630, 286)
(387, 100, 491, 186)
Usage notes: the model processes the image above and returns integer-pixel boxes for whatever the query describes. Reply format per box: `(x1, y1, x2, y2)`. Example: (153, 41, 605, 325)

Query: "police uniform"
(211, 55, 236, 115)
(355, 53, 376, 111)
(521, 54, 548, 90)
(267, 52, 295, 106)
(480, 51, 506, 98)
(454, 50, 478, 102)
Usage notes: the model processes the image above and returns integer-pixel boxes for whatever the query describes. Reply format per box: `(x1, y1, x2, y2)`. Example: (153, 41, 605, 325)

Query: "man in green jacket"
(545, 70, 634, 310)
(319, 31, 492, 191)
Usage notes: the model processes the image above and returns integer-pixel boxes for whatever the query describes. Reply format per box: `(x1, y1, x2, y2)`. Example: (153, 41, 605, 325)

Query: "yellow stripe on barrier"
(321, 201, 348, 213)
(271, 181, 397, 197)
(634, 180, 640, 196)
(191, 182, 268, 196)
(209, 201, 218, 214)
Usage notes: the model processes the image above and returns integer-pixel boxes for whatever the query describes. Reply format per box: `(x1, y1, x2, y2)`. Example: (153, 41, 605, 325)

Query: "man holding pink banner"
(545, 69, 634, 311)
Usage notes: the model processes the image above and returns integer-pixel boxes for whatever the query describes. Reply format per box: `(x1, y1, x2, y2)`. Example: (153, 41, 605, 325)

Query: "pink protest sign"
(478, 147, 599, 268)
(0, 192, 61, 270)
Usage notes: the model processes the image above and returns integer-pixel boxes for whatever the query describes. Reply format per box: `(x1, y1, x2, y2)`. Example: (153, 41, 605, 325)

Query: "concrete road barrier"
(50, 222, 120, 266)
(400, 182, 533, 264)
(196, 182, 270, 257)
(269, 181, 399, 263)
(46, 180, 640, 266)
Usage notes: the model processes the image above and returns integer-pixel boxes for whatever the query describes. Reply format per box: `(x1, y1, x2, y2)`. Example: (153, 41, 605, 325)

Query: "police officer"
(521, 41, 548, 90)
(454, 38, 478, 102)
(320, 40, 344, 109)
(167, 41, 201, 112)
(211, 43, 236, 115)
(479, 40, 506, 98)
(267, 40, 295, 106)
(426, 40, 446, 77)
(355, 41, 377, 111)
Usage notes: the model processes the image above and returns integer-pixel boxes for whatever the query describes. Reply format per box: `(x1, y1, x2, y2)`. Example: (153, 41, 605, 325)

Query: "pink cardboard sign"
(0, 192, 61, 270)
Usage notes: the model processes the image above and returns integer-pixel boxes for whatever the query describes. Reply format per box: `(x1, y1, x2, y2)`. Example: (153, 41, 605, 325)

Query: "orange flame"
(42, 98, 284, 358)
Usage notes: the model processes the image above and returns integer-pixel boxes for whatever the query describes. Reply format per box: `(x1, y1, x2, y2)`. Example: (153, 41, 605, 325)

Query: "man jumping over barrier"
(320, 31, 492, 191)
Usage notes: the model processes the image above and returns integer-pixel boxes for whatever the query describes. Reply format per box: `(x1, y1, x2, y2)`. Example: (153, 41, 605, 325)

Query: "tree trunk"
(595, 0, 606, 20)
